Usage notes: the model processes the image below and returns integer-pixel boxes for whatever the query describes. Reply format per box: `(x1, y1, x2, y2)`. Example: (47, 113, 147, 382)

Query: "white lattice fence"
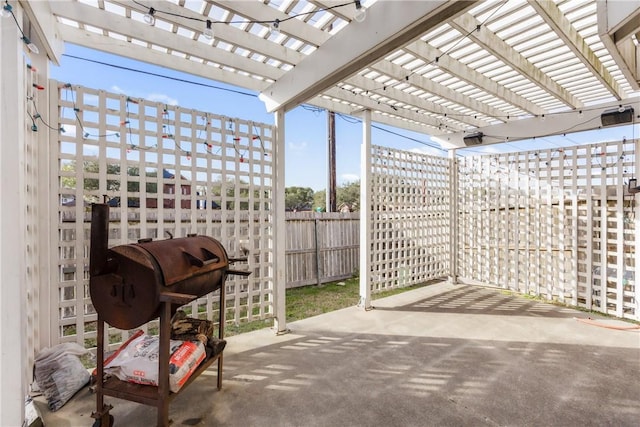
(53, 82, 275, 351)
(367, 145, 450, 293)
(457, 140, 638, 320)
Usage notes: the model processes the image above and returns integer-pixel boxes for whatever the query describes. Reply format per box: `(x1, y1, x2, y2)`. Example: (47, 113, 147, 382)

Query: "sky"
(50, 44, 639, 191)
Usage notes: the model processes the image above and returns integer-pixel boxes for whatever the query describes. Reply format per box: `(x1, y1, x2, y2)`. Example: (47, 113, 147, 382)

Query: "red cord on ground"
(574, 317, 640, 330)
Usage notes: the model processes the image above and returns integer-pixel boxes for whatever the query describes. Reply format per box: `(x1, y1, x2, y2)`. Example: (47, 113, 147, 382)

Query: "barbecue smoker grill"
(89, 202, 249, 427)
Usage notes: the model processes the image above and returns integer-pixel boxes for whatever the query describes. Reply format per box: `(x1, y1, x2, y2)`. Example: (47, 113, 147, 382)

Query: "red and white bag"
(104, 330, 205, 392)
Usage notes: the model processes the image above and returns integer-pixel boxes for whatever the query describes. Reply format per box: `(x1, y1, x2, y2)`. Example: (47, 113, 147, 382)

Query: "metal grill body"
(90, 233, 229, 330)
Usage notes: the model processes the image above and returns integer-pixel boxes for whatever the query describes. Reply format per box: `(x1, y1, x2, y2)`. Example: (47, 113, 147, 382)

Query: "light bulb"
(354, 1, 366, 22)
(2, 2, 12, 18)
(143, 7, 156, 25)
(270, 19, 280, 36)
(22, 36, 39, 54)
(204, 19, 213, 40)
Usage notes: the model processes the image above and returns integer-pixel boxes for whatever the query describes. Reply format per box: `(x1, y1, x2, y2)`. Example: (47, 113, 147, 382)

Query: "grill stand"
(91, 286, 226, 427)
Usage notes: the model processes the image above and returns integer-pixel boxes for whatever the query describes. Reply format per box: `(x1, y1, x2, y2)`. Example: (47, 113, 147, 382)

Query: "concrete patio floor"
(38, 282, 640, 426)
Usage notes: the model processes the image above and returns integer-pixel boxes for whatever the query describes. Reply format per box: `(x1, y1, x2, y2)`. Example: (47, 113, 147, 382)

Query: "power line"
(334, 112, 446, 152)
(61, 53, 443, 152)
(371, 124, 445, 153)
(61, 54, 258, 98)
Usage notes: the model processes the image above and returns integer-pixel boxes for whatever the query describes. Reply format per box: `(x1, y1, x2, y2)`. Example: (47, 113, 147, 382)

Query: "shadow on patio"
(39, 282, 640, 427)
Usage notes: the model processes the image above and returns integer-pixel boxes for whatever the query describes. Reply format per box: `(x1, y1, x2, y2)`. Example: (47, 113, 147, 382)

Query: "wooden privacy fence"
(285, 212, 360, 288)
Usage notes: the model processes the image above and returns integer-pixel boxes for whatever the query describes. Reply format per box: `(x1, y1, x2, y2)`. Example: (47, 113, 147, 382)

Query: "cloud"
(110, 86, 179, 106)
(147, 93, 179, 106)
(288, 141, 308, 151)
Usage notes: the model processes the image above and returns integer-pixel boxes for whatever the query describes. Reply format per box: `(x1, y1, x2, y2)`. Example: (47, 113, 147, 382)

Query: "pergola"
(1, 1, 639, 425)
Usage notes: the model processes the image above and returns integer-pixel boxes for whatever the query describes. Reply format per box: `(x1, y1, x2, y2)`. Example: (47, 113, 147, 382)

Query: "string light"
(204, 19, 213, 40)
(27, 103, 65, 133)
(2, 1, 12, 18)
(354, 0, 367, 23)
(3, 1, 39, 54)
(270, 18, 280, 36)
(143, 7, 156, 26)
(131, 0, 362, 33)
(27, 112, 38, 132)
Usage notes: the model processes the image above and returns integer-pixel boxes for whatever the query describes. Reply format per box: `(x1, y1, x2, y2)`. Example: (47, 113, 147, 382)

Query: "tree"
(310, 182, 360, 212)
(60, 160, 157, 202)
(285, 186, 314, 211)
(313, 190, 326, 212)
(337, 180, 360, 211)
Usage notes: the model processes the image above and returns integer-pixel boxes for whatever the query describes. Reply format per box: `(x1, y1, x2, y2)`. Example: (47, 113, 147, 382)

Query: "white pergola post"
(272, 109, 288, 334)
(449, 149, 458, 284)
(636, 138, 640, 316)
(0, 7, 28, 426)
(358, 109, 372, 310)
(43, 77, 57, 350)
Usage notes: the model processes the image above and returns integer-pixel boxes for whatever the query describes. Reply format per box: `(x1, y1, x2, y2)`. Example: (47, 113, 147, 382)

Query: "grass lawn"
(225, 277, 431, 336)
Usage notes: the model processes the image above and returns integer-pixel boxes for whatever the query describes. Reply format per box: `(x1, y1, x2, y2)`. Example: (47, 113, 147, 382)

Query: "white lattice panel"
(367, 145, 450, 293)
(54, 82, 275, 350)
(458, 140, 637, 320)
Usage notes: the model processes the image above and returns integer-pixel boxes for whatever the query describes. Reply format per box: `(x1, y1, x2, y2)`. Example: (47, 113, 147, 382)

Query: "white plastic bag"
(34, 342, 90, 411)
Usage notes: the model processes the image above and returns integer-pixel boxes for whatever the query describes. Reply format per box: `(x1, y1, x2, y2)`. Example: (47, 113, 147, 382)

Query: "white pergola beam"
(51, 3, 283, 82)
(597, 0, 640, 91)
(437, 97, 640, 149)
(307, 96, 436, 136)
(450, 13, 583, 109)
(369, 60, 507, 120)
(212, 0, 329, 47)
(404, 40, 546, 116)
(21, 0, 65, 65)
(528, 0, 625, 100)
(57, 26, 271, 93)
(259, 0, 478, 113)
(344, 73, 488, 128)
(112, 0, 306, 66)
(323, 86, 467, 132)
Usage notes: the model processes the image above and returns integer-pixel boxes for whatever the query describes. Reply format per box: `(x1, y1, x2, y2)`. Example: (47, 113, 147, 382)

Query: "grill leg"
(217, 281, 225, 390)
(158, 301, 171, 427)
(91, 315, 113, 426)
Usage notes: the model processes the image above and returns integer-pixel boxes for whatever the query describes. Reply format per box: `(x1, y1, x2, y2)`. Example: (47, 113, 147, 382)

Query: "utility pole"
(327, 110, 337, 212)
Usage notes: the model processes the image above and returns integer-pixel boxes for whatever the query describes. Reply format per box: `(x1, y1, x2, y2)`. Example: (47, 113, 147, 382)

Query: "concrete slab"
(37, 282, 640, 426)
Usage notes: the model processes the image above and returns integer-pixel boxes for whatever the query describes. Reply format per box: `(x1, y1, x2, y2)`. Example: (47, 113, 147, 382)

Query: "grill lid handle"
(183, 249, 220, 268)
